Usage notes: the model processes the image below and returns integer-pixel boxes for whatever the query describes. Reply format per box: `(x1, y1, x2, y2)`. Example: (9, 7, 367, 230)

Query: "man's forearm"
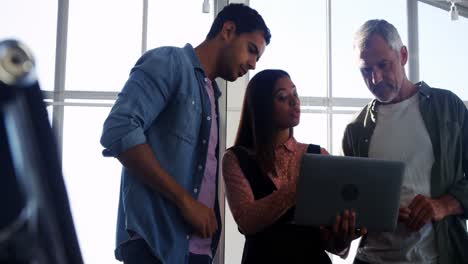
(116, 143, 218, 238)
(117, 143, 191, 209)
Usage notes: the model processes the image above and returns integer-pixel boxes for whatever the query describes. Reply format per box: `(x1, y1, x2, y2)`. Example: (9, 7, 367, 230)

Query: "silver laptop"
(294, 154, 404, 232)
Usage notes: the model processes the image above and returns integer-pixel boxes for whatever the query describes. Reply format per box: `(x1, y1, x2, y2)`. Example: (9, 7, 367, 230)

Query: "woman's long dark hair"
(234, 69, 292, 176)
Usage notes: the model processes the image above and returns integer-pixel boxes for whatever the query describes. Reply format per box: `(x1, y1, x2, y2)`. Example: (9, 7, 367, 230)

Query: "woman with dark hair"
(222, 69, 363, 263)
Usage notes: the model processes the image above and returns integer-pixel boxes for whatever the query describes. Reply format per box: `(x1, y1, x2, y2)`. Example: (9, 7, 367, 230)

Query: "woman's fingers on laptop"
(332, 213, 341, 234)
(348, 209, 367, 238)
(320, 210, 367, 253)
(349, 209, 356, 238)
(333, 210, 364, 240)
(341, 210, 350, 236)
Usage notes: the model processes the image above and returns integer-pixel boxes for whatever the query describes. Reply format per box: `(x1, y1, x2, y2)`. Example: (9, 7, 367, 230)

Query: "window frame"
(40, 1, 468, 264)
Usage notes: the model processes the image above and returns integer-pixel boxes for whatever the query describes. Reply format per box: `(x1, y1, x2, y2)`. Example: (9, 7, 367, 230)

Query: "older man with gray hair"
(342, 19, 468, 264)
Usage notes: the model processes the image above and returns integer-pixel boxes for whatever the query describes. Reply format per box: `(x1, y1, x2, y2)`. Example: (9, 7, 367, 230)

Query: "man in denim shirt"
(100, 4, 270, 264)
(343, 19, 468, 264)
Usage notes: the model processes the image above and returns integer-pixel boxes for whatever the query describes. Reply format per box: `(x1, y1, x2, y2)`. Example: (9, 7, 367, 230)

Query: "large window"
(2, 1, 215, 263)
(65, 0, 142, 92)
(147, 0, 214, 48)
(419, 1, 468, 100)
(62, 1, 215, 263)
(3, 1, 468, 264)
(331, 0, 408, 99)
(62, 106, 121, 264)
(1, 0, 58, 91)
(250, 0, 328, 97)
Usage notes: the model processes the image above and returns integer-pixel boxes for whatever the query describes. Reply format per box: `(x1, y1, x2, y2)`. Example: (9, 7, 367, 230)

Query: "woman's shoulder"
(297, 141, 329, 155)
(296, 142, 310, 151)
(296, 141, 318, 153)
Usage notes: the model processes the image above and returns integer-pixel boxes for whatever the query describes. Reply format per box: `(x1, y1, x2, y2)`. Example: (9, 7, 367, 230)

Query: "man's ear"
(400, 46, 408, 66)
(220, 21, 237, 41)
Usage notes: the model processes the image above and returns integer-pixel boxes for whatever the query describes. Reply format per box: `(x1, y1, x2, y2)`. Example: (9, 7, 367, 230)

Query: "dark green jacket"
(342, 82, 468, 264)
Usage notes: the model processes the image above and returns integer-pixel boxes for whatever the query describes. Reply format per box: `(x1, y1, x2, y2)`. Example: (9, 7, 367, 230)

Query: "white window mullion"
(326, 0, 333, 154)
(142, 0, 149, 54)
(52, 0, 69, 159)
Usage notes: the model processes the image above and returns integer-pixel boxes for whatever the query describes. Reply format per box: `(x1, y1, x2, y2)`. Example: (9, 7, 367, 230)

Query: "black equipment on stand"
(0, 39, 83, 264)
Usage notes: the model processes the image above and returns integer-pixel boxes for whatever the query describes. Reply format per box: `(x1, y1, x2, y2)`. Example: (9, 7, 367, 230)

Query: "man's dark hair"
(206, 3, 271, 45)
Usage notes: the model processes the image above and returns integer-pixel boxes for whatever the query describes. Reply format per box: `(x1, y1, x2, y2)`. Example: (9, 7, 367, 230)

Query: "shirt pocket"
(166, 95, 202, 144)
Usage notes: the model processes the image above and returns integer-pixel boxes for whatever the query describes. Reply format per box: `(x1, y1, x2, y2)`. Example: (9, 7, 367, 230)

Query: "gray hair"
(353, 19, 403, 53)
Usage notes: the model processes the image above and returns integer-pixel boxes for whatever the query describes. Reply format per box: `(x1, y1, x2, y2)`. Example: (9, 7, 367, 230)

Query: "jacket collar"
(367, 81, 431, 122)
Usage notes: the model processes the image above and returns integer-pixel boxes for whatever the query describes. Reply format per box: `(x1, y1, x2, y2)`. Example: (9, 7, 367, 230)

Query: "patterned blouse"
(222, 137, 327, 235)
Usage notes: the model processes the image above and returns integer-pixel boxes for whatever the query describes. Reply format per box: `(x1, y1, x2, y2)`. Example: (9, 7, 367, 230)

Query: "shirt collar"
(417, 81, 432, 98)
(368, 81, 431, 121)
(182, 43, 222, 99)
(182, 43, 203, 70)
(277, 136, 297, 152)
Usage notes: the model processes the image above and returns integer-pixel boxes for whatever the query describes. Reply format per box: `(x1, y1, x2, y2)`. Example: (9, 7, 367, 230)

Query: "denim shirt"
(343, 82, 468, 263)
(100, 44, 222, 264)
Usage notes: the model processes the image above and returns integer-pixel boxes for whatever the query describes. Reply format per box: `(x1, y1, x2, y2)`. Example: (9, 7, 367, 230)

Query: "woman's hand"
(320, 209, 367, 254)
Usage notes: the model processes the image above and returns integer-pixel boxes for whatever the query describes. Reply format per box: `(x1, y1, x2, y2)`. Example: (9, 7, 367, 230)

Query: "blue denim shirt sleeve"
(100, 49, 178, 157)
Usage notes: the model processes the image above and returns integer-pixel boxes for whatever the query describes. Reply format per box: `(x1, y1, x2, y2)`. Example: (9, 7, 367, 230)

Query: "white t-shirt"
(356, 93, 438, 264)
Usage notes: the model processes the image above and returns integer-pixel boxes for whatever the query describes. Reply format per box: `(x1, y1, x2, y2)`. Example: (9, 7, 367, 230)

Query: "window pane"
(62, 106, 121, 264)
(224, 199, 245, 264)
(46, 105, 53, 124)
(147, 0, 214, 48)
(66, 0, 142, 91)
(419, 2, 468, 100)
(250, 0, 327, 97)
(295, 112, 328, 148)
(331, 0, 407, 99)
(331, 111, 360, 155)
(224, 110, 244, 264)
(0, 0, 57, 91)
